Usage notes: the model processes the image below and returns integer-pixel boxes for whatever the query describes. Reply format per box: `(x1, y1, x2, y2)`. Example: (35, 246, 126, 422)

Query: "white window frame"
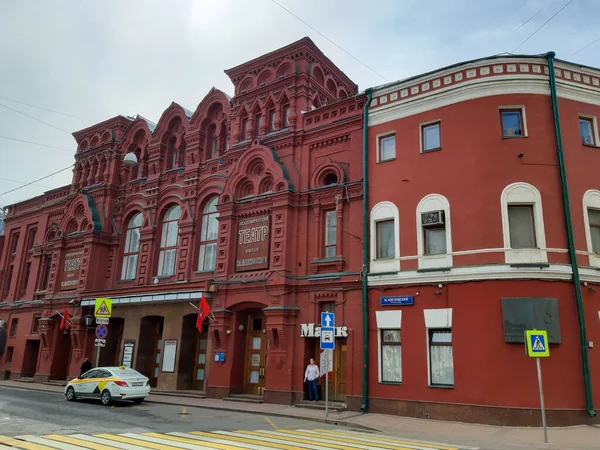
(121, 213, 143, 280)
(583, 189, 600, 268)
(424, 308, 453, 387)
(579, 114, 599, 147)
(198, 197, 219, 272)
(370, 201, 400, 273)
(416, 194, 452, 269)
(419, 119, 441, 153)
(376, 131, 396, 162)
(157, 205, 181, 277)
(376, 310, 402, 384)
(499, 105, 528, 138)
(501, 182, 547, 264)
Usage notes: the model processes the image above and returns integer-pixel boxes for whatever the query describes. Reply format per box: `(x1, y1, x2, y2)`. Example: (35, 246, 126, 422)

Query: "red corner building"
(366, 54, 600, 425)
(0, 38, 365, 406)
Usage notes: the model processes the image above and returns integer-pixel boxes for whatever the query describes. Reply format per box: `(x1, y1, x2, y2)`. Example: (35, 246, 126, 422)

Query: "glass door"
(243, 314, 267, 395)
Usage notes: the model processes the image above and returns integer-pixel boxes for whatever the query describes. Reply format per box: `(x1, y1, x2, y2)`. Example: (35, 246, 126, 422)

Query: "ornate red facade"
(0, 38, 365, 405)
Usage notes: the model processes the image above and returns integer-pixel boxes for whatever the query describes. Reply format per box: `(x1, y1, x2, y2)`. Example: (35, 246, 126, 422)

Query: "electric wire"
(0, 95, 96, 123)
(570, 36, 600, 57)
(0, 164, 74, 197)
(0, 102, 72, 134)
(0, 135, 75, 153)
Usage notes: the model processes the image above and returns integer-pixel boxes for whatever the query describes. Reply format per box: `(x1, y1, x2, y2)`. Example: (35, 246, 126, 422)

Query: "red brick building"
(366, 54, 600, 425)
(0, 38, 366, 406)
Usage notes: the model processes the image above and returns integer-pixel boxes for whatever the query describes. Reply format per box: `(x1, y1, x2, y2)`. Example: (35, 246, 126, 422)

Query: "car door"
(75, 369, 99, 396)
(91, 369, 114, 397)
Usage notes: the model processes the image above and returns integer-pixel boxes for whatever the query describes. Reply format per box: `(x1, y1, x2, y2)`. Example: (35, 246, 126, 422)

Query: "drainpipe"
(544, 52, 595, 417)
(361, 89, 373, 411)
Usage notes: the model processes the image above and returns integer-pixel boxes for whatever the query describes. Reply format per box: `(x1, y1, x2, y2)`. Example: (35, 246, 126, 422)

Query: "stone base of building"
(8, 371, 22, 380)
(0, 370, 13, 380)
(33, 374, 50, 383)
(263, 389, 303, 405)
(206, 386, 233, 399)
(345, 396, 600, 427)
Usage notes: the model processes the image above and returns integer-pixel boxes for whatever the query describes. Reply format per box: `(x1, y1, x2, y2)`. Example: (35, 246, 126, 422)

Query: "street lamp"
(84, 315, 95, 329)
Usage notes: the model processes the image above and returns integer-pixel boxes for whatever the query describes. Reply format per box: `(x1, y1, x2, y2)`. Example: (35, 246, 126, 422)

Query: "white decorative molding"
(583, 189, 600, 268)
(424, 308, 452, 328)
(370, 201, 400, 273)
(376, 310, 402, 329)
(416, 194, 452, 269)
(500, 182, 547, 264)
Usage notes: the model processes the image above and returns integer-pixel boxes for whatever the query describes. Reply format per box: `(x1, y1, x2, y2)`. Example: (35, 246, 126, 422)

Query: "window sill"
(310, 257, 344, 274)
(502, 135, 526, 139)
(416, 267, 451, 273)
(509, 263, 550, 269)
(165, 167, 184, 175)
(422, 147, 442, 153)
(429, 384, 454, 389)
(379, 381, 402, 386)
(582, 143, 599, 148)
(193, 270, 215, 275)
(377, 157, 396, 163)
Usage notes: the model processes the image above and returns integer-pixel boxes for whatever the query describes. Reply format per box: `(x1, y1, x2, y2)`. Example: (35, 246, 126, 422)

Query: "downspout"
(544, 52, 596, 417)
(361, 89, 373, 411)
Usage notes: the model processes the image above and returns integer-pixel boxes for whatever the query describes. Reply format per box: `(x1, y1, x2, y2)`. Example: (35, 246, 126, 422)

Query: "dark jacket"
(80, 360, 92, 377)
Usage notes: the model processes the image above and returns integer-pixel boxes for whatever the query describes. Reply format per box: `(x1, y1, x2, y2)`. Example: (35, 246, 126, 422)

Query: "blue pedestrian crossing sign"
(525, 330, 550, 358)
(321, 312, 335, 328)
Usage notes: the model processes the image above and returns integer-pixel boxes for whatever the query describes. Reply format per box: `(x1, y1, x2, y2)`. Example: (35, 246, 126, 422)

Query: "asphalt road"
(0, 386, 337, 437)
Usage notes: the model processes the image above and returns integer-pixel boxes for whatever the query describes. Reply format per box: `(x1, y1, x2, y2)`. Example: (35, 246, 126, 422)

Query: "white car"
(65, 366, 150, 406)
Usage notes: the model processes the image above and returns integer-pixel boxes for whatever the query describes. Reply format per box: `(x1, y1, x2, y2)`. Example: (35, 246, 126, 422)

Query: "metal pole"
(325, 349, 329, 417)
(95, 344, 101, 368)
(536, 357, 548, 443)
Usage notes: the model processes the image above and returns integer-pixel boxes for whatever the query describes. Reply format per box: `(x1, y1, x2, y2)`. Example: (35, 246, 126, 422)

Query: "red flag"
(196, 296, 211, 331)
(60, 308, 71, 331)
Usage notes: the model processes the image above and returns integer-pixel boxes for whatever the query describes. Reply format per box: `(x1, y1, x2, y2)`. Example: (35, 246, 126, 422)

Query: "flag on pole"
(60, 308, 71, 331)
(196, 296, 211, 331)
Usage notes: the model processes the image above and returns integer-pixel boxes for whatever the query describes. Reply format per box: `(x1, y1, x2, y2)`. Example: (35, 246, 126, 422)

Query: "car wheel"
(133, 398, 144, 405)
(65, 386, 76, 402)
(100, 389, 113, 406)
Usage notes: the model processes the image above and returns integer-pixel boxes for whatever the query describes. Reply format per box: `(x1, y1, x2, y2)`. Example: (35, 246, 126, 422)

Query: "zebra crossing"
(0, 428, 477, 450)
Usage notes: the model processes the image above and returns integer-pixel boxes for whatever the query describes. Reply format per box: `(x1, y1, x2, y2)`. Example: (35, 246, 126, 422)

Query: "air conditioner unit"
(422, 210, 445, 227)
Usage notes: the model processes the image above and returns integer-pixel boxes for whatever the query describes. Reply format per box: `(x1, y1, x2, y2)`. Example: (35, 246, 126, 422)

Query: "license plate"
(132, 382, 144, 387)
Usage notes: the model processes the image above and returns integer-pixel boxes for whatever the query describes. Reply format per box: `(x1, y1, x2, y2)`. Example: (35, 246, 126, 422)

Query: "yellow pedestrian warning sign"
(525, 329, 549, 357)
(95, 298, 112, 318)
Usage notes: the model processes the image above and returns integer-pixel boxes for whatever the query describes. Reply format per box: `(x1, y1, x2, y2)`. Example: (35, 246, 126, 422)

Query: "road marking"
(278, 429, 420, 449)
(211, 431, 326, 450)
(313, 429, 466, 450)
(147, 432, 266, 449)
(237, 430, 379, 449)
(68, 434, 144, 450)
(95, 434, 182, 449)
(12, 435, 80, 450)
(44, 434, 121, 450)
(263, 416, 278, 430)
(1, 435, 55, 450)
(126, 432, 245, 449)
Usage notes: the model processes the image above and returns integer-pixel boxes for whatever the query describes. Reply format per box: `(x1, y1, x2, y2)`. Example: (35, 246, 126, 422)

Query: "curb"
(0, 384, 379, 432)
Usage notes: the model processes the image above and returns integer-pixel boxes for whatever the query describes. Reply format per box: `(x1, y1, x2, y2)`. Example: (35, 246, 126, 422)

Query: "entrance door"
(333, 339, 347, 401)
(193, 332, 208, 391)
(21, 340, 40, 377)
(243, 314, 267, 395)
(151, 330, 163, 388)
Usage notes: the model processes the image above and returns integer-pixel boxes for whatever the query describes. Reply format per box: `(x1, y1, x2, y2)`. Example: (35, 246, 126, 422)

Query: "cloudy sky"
(0, 0, 598, 208)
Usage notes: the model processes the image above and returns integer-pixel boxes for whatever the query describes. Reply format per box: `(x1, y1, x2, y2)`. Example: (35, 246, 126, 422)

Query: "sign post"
(94, 298, 112, 368)
(525, 329, 550, 443)
(320, 312, 335, 418)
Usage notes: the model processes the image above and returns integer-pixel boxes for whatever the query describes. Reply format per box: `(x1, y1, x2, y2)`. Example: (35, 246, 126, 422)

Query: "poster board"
(122, 340, 135, 369)
(161, 339, 177, 373)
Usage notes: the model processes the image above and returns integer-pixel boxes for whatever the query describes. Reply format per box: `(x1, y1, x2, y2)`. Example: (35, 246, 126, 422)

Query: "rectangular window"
(508, 205, 536, 248)
(283, 105, 291, 128)
(588, 208, 600, 253)
(10, 233, 19, 255)
(376, 220, 395, 259)
(2, 265, 13, 299)
(19, 262, 31, 298)
(9, 318, 18, 337)
(269, 109, 276, 132)
(325, 210, 337, 258)
(429, 329, 454, 386)
(580, 118, 595, 145)
(158, 248, 177, 277)
(40, 257, 52, 291)
(5, 347, 14, 364)
(254, 114, 262, 137)
(422, 122, 441, 152)
(424, 227, 447, 255)
(26, 227, 37, 251)
(32, 316, 41, 334)
(501, 110, 523, 137)
(378, 135, 395, 162)
(381, 329, 401, 383)
(241, 118, 248, 140)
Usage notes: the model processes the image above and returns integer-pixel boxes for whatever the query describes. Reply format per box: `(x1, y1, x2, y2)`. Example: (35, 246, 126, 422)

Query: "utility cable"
(0, 95, 96, 123)
(0, 164, 74, 197)
(0, 177, 54, 190)
(0, 102, 72, 134)
(570, 37, 600, 57)
(511, 0, 575, 53)
(0, 135, 75, 153)
(269, 0, 389, 82)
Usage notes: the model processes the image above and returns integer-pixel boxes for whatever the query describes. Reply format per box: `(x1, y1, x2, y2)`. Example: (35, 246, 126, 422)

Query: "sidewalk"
(1, 380, 598, 450)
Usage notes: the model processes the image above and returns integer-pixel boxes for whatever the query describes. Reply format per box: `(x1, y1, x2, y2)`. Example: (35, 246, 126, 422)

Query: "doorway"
(21, 340, 40, 377)
(243, 313, 267, 395)
(99, 318, 124, 367)
(315, 338, 347, 401)
(50, 327, 71, 380)
(136, 316, 164, 387)
(177, 314, 208, 391)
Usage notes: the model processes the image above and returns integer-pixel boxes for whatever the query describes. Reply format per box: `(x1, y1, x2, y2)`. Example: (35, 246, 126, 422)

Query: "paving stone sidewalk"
(1, 380, 598, 449)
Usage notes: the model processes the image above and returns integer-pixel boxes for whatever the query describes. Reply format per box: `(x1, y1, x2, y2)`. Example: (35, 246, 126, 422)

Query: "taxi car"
(65, 366, 150, 406)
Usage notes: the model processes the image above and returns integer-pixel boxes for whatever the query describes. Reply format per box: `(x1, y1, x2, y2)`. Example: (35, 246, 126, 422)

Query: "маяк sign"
(300, 323, 348, 338)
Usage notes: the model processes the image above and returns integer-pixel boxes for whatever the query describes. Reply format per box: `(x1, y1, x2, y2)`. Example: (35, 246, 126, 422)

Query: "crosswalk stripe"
(313, 429, 464, 450)
(144, 432, 259, 449)
(209, 431, 327, 450)
(0, 436, 53, 450)
(10, 436, 80, 450)
(279, 429, 414, 450)
(169, 432, 295, 450)
(43, 434, 121, 450)
(0, 445, 14, 449)
(235, 430, 394, 450)
(297, 430, 447, 450)
(126, 432, 248, 450)
(68, 434, 145, 450)
(95, 434, 182, 450)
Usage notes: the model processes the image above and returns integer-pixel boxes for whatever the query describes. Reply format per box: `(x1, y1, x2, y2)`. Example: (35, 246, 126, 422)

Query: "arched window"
(501, 182, 546, 264)
(416, 194, 453, 269)
(167, 137, 177, 169)
(207, 125, 217, 159)
(198, 197, 219, 272)
(121, 213, 143, 280)
(370, 201, 400, 273)
(158, 205, 181, 276)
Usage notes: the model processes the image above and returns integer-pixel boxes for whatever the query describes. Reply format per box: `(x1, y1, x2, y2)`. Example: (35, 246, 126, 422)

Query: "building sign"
(380, 296, 414, 306)
(300, 323, 348, 338)
(236, 215, 270, 272)
(60, 250, 83, 291)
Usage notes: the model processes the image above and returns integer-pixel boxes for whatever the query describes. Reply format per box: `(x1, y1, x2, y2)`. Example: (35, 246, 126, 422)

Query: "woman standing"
(304, 358, 320, 401)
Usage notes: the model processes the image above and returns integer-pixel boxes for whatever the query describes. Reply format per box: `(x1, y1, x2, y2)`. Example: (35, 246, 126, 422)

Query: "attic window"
(323, 173, 338, 186)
